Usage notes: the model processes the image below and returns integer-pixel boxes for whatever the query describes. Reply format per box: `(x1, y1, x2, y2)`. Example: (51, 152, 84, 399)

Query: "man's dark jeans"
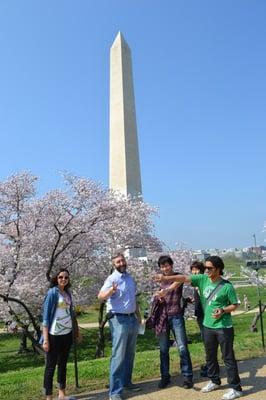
(203, 326, 242, 391)
(158, 314, 193, 380)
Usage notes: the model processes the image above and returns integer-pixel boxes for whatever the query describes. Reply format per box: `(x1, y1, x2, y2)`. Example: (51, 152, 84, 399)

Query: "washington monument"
(109, 32, 142, 198)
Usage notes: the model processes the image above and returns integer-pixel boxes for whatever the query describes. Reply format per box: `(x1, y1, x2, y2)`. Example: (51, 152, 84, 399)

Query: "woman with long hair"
(41, 268, 78, 400)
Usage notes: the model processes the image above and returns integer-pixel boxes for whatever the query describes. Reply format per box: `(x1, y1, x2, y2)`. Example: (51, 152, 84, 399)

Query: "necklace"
(59, 289, 71, 305)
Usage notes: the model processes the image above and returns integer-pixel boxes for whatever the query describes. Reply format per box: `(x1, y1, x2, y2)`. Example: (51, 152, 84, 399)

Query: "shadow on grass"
(0, 314, 262, 377)
(0, 328, 159, 374)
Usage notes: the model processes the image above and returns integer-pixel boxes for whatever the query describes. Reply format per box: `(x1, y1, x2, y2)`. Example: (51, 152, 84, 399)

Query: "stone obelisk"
(109, 32, 142, 198)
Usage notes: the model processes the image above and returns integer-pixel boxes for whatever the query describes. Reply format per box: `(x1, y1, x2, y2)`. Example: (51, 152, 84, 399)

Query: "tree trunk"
(18, 329, 29, 353)
(0, 293, 44, 354)
(250, 304, 266, 332)
(0, 293, 41, 339)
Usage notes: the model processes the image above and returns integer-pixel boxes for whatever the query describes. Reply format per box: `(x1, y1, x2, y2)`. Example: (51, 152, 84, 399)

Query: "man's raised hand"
(153, 273, 164, 282)
(111, 282, 118, 294)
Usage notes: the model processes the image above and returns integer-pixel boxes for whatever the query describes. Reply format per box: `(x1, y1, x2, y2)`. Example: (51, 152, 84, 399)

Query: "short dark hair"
(158, 255, 174, 268)
(50, 268, 71, 290)
(190, 260, 204, 274)
(205, 256, 224, 275)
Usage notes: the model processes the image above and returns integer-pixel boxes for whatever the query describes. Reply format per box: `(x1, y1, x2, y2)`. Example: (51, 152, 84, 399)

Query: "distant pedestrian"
(243, 294, 250, 311)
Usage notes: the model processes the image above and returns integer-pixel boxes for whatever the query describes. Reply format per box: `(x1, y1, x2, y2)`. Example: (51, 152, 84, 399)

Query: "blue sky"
(0, 1, 265, 250)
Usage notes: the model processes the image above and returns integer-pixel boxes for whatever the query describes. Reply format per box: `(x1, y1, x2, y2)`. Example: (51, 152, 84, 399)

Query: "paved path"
(0, 308, 260, 333)
(76, 308, 259, 330)
(71, 356, 266, 400)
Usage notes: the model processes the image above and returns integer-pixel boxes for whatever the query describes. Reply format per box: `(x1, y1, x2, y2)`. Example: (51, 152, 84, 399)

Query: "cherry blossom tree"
(0, 171, 162, 348)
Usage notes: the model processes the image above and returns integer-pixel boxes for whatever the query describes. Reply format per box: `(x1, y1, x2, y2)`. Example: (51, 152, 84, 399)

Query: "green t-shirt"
(190, 274, 238, 329)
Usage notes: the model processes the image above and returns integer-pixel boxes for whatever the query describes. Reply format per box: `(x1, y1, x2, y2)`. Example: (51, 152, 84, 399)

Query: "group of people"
(41, 253, 243, 400)
(153, 255, 243, 400)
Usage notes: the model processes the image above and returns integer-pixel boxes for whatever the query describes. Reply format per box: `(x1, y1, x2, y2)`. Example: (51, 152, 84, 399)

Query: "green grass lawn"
(223, 255, 266, 279)
(1, 256, 265, 400)
(74, 302, 105, 322)
(236, 286, 266, 310)
(0, 313, 265, 400)
(223, 255, 244, 276)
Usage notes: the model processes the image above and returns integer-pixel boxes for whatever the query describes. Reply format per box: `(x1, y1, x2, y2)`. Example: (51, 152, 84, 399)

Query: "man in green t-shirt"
(154, 256, 242, 400)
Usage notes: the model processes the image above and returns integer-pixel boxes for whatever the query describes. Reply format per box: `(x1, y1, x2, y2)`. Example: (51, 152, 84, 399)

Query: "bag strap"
(204, 279, 228, 309)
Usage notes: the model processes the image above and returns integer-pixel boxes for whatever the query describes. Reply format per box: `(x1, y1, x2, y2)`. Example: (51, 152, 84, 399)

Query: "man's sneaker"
(109, 395, 123, 400)
(183, 378, 193, 389)
(201, 381, 221, 392)
(124, 383, 141, 392)
(158, 377, 170, 389)
(222, 389, 243, 400)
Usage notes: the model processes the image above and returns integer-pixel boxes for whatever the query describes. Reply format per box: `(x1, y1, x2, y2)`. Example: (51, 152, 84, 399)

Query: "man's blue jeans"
(109, 314, 138, 396)
(158, 314, 193, 379)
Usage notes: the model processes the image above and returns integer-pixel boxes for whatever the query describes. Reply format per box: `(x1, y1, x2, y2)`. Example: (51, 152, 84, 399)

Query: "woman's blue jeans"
(158, 314, 193, 379)
(108, 314, 138, 396)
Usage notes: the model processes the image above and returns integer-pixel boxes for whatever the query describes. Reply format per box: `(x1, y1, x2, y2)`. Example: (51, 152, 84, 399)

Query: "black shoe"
(124, 383, 141, 392)
(158, 377, 170, 389)
(183, 379, 193, 389)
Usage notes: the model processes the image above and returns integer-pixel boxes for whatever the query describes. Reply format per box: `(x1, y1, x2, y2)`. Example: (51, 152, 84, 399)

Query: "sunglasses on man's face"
(204, 267, 216, 271)
(58, 276, 69, 280)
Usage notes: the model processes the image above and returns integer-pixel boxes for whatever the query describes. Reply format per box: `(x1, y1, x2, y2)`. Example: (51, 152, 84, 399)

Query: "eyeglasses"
(204, 267, 215, 271)
(58, 276, 69, 280)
